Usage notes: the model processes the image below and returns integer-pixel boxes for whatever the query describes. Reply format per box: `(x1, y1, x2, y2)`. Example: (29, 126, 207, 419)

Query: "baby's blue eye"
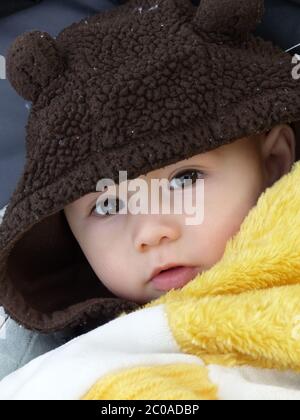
(90, 170, 204, 217)
(91, 197, 125, 217)
(169, 169, 205, 190)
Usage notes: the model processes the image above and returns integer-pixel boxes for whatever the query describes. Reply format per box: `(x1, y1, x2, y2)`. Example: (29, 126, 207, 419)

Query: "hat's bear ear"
(193, 0, 264, 36)
(6, 31, 65, 102)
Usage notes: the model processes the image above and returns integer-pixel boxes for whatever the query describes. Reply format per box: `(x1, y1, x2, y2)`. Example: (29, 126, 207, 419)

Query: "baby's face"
(64, 135, 267, 304)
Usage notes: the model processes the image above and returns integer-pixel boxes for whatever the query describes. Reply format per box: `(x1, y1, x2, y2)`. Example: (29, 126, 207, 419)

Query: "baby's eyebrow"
(173, 156, 218, 170)
(85, 186, 116, 206)
(84, 192, 103, 208)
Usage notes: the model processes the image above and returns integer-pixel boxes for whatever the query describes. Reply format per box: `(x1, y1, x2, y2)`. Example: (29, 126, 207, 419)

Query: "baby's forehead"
(73, 144, 229, 207)
(148, 146, 224, 175)
(89, 148, 220, 190)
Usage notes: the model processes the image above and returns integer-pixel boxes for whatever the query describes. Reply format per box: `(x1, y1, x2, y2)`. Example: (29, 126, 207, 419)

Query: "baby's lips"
(150, 266, 200, 292)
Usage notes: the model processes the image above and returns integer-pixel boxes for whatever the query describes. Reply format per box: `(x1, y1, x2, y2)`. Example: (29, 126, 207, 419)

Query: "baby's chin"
(139, 278, 184, 303)
(101, 282, 159, 305)
(125, 283, 166, 305)
(103, 266, 202, 304)
(133, 287, 165, 304)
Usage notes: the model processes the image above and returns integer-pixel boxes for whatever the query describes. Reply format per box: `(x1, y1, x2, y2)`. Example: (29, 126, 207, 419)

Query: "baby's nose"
(134, 216, 181, 252)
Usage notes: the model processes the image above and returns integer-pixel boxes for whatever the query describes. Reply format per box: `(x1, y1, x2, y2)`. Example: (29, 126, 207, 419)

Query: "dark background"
(0, 0, 300, 208)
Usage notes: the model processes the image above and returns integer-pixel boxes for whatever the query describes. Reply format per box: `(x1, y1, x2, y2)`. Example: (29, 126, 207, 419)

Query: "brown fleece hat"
(1, 0, 300, 333)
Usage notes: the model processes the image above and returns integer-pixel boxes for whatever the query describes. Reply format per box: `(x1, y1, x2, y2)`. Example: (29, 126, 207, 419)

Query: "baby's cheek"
(92, 251, 144, 301)
(214, 195, 258, 252)
(197, 205, 248, 269)
(94, 252, 123, 287)
(205, 225, 231, 267)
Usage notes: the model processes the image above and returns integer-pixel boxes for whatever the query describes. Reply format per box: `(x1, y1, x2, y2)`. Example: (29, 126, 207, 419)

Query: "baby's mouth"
(149, 265, 200, 292)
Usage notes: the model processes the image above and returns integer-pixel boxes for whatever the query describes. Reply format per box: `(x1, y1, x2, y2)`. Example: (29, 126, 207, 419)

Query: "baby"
(1, 0, 300, 400)
(64, 127, 296, 304)
(0, 0, 300, 337)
